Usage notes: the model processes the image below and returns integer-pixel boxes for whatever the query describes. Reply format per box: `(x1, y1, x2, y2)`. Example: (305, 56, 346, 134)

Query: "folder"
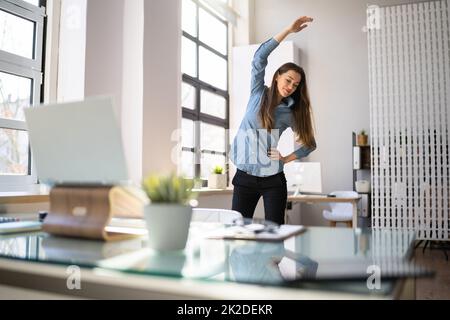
(353, 146, 361, 169)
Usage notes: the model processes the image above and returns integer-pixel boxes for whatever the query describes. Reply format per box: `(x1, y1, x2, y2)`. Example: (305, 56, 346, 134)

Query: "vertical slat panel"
(403, 4, 413, 231)
(414, 2, 425, 239)
(417, 2, 427, 239)
(443, 0, 450, 238)
(414, 3, 424, 239)
(427, 1, 436, 238)
(391, 6, 398, 229)
(432, 1, 440, 238)
(380, 6, 387, 228)
(369, 13, 376, 228)
(443, 0, 449, 238)
(385, 6, 393, 228)
(397, 6, 410, 229)
(375, 11, 382, 229)
(423, 1, 433, 238)
(375, 11, 383, 228)
(383, 6, 390, 228)
(368, 9, 379, 228)
(369, 1, 449, 240)
(394, 5, 402, 230)
(433, 1, 443, 238)
(409, 4, 417, 232)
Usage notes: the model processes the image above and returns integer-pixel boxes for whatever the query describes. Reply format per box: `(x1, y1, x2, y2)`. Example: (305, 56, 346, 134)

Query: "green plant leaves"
(142, 173, 197, 204)
(213, 165, 223, 174)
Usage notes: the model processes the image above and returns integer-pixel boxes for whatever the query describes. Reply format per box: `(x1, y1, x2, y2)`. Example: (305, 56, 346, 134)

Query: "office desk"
(0, 223, 424, 299)
(288, 195, 361, 228)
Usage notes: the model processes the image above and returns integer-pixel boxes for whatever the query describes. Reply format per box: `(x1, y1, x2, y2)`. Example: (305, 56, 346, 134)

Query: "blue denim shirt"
(230, 38, 316, 177)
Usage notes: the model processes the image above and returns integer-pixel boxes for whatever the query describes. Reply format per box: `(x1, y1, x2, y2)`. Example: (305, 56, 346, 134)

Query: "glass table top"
(0, 223, 428, 295)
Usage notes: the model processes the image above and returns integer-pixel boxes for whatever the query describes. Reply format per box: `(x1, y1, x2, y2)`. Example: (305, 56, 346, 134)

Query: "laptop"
(21, 97, 144, 240)
(24, 96, 129, 186)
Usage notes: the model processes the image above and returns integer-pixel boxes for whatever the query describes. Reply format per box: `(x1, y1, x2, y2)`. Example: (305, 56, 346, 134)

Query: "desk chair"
(192, 208, 242, 224)
(322, 191, 358, 228)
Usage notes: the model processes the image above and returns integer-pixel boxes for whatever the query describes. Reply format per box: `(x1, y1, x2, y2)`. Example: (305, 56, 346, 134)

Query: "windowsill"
(193, 187, 233, 196)
(0, 187, 234, 203)
(0, 191, 50, 204)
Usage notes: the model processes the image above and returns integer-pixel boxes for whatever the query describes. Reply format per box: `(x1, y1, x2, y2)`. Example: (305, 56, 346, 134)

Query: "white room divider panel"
(368, 0, 449, 240)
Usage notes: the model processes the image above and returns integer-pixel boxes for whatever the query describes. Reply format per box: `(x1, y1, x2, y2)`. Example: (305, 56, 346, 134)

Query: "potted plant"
(208, 165, 227, 189)
(357, 130, 368, 146)
(142, 173, 197, 251)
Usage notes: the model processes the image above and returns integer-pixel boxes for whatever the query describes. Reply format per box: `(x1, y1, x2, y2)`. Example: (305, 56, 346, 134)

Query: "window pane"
(23, 0, 40, 6)
(182, 36, 197, 77)
(182, 118, 195, 149)
(201, 153, 226, 179)
(0, 129, 28, 175)
(199, 47, 227, 90)
(201, 90, 226, 119)
(182, 0, 197, 37)
(0, 72, 32, 121)
(199, 8, 227, 55)
(181, 82, 195, 110)
(0, 10, 34, 59)
(200, 122, 225, 152)
(181, 151, 195, 178)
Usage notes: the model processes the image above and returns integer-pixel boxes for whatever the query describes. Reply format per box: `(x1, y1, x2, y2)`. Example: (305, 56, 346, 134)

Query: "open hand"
(288, 16, 313, 33)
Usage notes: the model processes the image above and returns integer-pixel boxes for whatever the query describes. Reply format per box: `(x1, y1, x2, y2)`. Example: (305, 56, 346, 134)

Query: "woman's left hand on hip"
(268, 148, 286, 163)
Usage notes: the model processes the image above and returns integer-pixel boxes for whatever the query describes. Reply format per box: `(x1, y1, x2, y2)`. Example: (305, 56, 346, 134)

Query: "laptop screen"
(285, 162, 322, 194)
(24, 97, 129, 186)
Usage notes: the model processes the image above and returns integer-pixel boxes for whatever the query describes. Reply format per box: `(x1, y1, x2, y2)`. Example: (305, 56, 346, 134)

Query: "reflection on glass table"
(0, 224, 433, 296)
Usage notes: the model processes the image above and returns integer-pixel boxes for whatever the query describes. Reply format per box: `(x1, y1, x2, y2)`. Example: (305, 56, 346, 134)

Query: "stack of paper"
(206, 225, 306, 241)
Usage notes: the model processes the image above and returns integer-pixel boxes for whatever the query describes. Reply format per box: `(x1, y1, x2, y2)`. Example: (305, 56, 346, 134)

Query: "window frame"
(181, 0, 229, 183)
(0, 0, 46, 188)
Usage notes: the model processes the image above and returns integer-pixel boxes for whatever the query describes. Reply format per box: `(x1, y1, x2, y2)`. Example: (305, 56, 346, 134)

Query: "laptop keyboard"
(0, 217, 20, 223)
(0, 218, 43, 234)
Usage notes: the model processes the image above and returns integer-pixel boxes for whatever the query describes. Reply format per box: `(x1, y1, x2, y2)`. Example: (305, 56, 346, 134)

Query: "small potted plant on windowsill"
(357, 130, 369, 146)
(142, 173, 198, 251)
(208, 165, 227, 189)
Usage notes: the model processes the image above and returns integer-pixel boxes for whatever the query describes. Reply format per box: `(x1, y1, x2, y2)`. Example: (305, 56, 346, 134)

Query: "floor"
(414, 242, 450, 299)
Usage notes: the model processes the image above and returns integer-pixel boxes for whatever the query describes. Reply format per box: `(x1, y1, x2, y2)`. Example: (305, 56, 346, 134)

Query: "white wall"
(57, 0, 87, 101)
(231, 0, 255, 46)
(251, 0, 427, 226)
(141, 0, 181, 178)
(121, 0, 144, 184)
(58, 0, 180, 185)
(84, 0, 124, 117)
(82, 0, 144, 184)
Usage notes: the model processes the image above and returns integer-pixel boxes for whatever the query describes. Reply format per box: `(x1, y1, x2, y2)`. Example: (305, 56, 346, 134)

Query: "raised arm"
(273, 16, 313, 43)
(250, 16, 313, 95)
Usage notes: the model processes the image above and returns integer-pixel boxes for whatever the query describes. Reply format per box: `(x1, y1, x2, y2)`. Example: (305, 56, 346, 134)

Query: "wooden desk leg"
(352, 201, 358, 228)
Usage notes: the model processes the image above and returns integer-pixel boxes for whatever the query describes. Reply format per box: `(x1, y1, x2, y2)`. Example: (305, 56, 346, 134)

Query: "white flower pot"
(208, 174, 227, 189)
(144, 204, 192, 251)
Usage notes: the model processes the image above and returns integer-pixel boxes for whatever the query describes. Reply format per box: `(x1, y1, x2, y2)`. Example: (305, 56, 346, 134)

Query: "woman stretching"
(230, 16, 316, 225)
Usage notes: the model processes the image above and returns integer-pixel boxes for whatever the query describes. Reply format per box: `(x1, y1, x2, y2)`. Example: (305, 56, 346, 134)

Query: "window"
(0, 0, 46, 187)
(181, 0, 229, 183)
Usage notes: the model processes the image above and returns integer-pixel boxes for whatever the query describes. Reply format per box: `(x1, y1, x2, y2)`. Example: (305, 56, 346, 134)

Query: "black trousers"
(231, 169, 287, 225)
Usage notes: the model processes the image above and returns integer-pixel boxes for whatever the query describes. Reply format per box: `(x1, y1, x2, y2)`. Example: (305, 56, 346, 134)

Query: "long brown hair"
(259, 63, 315, 149)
